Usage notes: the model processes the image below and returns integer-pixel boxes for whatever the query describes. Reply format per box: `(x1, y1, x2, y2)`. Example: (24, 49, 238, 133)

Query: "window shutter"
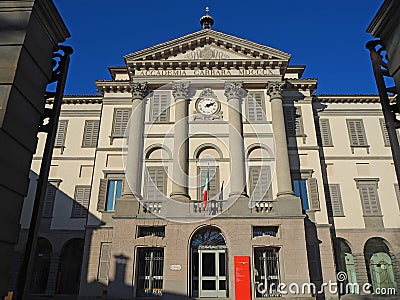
(307, 178, 320, 210)
(55, 120, 68, 148)
(249, 166, 272, 200)
(151, 93, 169, 122)
(359, 184, 381, 215)
(394, 184, 400, 209)
(146, 167, 167, 201)
(198, 166, 219, 200)
(42, 184, 56, 218)
(97, 179, 108, 211)
(112, 109, 130, 137)
(98, 243, 111, 283)
(379, 118, 390, 147)
(284, 106, 303, 136)
(246, 92, 265, 122)
(83, 120, 100, 148)
(347, 119, 368, 146)
(327, 184, 344, 216)
(72, 186, 90, 218)
(319, 119, 333, 146)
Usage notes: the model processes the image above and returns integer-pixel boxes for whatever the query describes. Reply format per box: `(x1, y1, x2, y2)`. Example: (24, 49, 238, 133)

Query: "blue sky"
(53, 0, 383, 95)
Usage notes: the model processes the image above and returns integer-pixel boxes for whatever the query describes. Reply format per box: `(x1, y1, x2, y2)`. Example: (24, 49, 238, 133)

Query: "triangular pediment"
(124, 29, 291, 62)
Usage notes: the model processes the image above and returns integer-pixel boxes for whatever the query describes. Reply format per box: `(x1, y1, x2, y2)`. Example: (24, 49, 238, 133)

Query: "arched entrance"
(364, 237, 397, 293)
(190, 226, 227, 298)
(334, 238, 357, 294)
(56, 238, 84, 294)
(30, 237, 52, 293)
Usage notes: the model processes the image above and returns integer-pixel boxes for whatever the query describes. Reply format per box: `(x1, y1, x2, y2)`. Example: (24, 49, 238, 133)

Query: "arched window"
(334, 238, 357, 294)
(56, 238, 84, 294)
(190, 226, 227, 298)
(30, 238, 52, 293)
(364, 237, 397, 293)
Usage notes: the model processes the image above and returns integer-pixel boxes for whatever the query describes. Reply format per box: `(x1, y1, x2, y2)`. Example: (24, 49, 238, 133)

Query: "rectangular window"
(327, 184, 344, 217)
(249, 166, 273, 200)
(246, 92, 265, 122)
(105, 180, 123, 211)
(146, 167, 167, 201)
(319, 118, 333, 146)
(55, 120, 68, 149)
(347, 119, 368, 147)
(136, 247, 164, 297)
(137, 226, 166, 238)
(379, 118, 390, 147)
(98, 242, 111, 284)
(71, 186, 90, 218)
(111, 108, 130, 138)
(42, 183, 57, 218)
(357, 182, 381, 215)
(252, 226, 278, 238)
(293, 179, 309, 211)
(150, 93, 170, 122)
(82, 120, 100, 148)
(253, 247, 280, 298)
(197, 166, 219, 200)
(283, 106, 303, 136)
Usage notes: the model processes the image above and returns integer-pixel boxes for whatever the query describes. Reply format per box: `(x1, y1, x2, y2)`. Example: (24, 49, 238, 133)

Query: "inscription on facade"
(136, 68, 275, 77)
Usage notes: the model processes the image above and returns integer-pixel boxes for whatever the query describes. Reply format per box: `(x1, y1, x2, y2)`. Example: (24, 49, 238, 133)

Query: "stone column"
(224, 82, 247, 197)
(266, 81, 295, 198)
(170, 82, 191, 202)
(45, 253, 60, 294)
(122, 82, 148, 199)
(353, 253, 370, 294)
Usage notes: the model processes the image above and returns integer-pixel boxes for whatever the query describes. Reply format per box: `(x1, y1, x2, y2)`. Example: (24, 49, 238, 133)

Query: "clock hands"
(205, 101, 215, 108)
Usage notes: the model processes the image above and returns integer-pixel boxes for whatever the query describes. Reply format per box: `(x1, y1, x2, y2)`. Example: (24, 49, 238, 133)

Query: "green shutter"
(198, 166, 219, 200)
(307, 178, 320, 211)
(112, 108, 130, 137)
(55, 120, 68, 148)
(347, 119, 368, 146)
(72, 186, 90, 218)
(249, 166, 272, 201)
(379, 118, 390, 147)
(359, 184, 381, 215)
(328, 184, 344, 216)
(151, 93, 169, 122)
(83, 120, 100, 147)
(319, 119, 333, 146)
(98, 243, 111, 283)
(246, 92, 265, 122)
(97, 179, 108, 211)
(146, 167, 167, 201)
(42, 184, 56, 218)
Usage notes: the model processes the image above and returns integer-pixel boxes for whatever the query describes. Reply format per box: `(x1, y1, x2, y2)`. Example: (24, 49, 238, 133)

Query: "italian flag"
(203, 168, 209, 208)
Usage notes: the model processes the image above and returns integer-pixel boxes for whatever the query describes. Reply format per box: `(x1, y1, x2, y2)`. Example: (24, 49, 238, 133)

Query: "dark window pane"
(219, 253, 226, 276)
(202, 280, 216, 290)
(202, 253, 215, 276)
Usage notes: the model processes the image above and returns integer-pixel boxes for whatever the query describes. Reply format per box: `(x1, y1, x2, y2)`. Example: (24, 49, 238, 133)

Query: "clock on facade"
(195, 88, 221, 116)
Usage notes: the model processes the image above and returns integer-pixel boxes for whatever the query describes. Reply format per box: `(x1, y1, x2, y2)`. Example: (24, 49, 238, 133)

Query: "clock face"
(196, 97, 219, 115)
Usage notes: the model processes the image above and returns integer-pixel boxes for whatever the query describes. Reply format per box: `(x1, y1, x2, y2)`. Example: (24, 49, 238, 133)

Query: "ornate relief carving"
(224, 81, 244, 100)
(198, 87, 218, 100)
(266, 81, 285, 100)
(172, 81, 190, 99)
(184, 46, 230, 60)
(130, 82, 148, 100)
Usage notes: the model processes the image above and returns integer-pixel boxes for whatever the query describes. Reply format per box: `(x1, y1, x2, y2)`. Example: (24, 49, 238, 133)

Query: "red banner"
(234, 256, 251, 300)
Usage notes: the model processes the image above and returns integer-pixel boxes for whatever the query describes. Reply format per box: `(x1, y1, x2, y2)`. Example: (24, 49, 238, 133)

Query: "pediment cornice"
(124, 29, 291, 63)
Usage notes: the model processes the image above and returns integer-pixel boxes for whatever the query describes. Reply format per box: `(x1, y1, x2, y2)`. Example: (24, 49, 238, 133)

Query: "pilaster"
(224, 81, 248, 198)
(170, 81, 191, 202)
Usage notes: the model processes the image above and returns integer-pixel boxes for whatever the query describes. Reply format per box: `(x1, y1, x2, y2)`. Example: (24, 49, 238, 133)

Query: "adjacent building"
(9, 11, 400, 300)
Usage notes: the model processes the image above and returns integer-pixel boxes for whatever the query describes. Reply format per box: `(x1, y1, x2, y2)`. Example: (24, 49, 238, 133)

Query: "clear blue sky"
(53, 0, 383, 95)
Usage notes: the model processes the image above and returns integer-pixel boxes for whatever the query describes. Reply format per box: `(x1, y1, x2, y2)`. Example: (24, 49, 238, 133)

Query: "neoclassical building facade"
(9, 13, 400, 300)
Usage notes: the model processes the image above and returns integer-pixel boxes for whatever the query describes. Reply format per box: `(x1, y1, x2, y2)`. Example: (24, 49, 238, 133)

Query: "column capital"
(266, 81, 285, 100)
(172, 81, 190, 100)
(224, 81, 244, 101)
(130, 82, 148, 100)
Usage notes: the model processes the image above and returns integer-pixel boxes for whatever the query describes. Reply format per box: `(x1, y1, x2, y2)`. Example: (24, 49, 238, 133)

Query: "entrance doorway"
(191, 226, 227, 298)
